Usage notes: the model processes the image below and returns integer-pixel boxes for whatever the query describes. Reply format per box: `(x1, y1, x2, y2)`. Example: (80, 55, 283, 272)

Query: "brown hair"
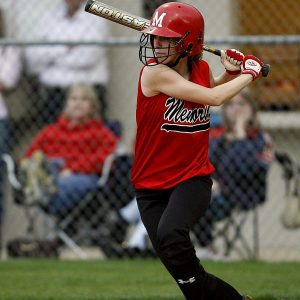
(187, 52, 203, 71)
(63, 83, 101, 119)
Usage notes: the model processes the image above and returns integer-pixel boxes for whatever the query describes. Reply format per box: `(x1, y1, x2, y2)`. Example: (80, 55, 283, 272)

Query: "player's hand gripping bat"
(85, 0, 270, 77)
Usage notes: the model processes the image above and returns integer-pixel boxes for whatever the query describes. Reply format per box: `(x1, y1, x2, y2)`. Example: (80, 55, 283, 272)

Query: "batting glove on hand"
(241, 55, 263, 80)
(221, 49, 244, 75)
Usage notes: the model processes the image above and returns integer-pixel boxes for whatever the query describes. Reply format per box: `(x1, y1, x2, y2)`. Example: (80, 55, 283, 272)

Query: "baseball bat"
(85, 0, 270, 77)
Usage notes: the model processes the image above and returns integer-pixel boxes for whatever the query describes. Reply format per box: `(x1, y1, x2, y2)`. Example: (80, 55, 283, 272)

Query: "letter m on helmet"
(151, 12, 166, 27)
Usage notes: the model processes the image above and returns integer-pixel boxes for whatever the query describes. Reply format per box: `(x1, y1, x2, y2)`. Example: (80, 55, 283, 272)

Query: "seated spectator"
(25, 0, 110, 124)
(193, 92, 274, 257)
(0, 6, 22, 230)
(19, 83, 119, 216)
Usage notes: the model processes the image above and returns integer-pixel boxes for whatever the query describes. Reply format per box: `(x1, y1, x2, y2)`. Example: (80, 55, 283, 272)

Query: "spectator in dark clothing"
(194, 92, 274, 256)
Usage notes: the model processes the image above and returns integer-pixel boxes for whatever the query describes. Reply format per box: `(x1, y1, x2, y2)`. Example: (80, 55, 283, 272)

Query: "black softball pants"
(136, 176, 244, 300)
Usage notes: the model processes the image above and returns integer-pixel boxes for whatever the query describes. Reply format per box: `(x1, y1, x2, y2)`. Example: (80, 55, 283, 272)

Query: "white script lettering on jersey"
(161, 98, 211, 133)
(152, 12, 166, 27)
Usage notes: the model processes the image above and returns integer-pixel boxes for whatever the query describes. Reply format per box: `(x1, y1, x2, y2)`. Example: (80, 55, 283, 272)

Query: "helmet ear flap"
(185, 43, 194, 56)
(197, 33, 204, 52)
(174, 32, 193, 57)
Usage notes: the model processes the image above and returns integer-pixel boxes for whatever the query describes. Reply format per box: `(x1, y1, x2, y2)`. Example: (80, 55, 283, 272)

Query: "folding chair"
(214, 207, 260, 259)
(2, 153, 61, 258)
(57, 147, 135, 254)
(192, 195, 261, 260)
(2, 146, 134, 259)
(212, 156, 272, 260)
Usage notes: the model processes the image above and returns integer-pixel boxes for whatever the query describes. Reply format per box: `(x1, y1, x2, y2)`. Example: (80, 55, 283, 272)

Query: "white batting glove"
(241, 55, 263, 81)
(221, 49, 244, 75)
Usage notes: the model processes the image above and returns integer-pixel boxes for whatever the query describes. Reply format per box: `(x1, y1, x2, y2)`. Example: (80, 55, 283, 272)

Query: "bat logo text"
(89, 3, 149, 30)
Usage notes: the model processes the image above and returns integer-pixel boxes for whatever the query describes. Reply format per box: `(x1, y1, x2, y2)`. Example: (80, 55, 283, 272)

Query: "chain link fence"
(0, 0, 300, 261)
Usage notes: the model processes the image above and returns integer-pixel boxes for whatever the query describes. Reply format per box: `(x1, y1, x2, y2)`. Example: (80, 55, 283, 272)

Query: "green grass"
(0, 259, 299, 300)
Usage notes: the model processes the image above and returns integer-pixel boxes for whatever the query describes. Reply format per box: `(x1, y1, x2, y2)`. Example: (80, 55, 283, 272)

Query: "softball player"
(131, 2, 262, 299)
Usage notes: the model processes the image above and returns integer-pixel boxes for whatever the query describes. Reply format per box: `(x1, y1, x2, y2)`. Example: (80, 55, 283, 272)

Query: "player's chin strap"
(167, 43, 193, 68)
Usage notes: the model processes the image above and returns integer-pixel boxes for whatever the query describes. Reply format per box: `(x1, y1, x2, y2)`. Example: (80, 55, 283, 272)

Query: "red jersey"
(25, 116, 118, 175)
(131, 60, 215, 189)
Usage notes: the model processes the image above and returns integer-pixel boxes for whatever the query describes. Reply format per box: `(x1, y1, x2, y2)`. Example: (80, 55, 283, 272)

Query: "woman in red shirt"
(131, 2, 264, 300)
(22, 83, 118, 215)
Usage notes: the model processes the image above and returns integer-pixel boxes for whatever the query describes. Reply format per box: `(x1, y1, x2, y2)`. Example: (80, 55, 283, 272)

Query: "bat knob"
(261, 64, 270, 77)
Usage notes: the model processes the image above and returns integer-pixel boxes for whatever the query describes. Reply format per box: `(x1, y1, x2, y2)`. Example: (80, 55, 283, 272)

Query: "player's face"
(65, 88, 94, 123)
(152, 36, 180, 64)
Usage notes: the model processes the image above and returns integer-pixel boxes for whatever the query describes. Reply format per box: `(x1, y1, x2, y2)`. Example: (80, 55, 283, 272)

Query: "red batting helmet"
(139, 2, 205, 66)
